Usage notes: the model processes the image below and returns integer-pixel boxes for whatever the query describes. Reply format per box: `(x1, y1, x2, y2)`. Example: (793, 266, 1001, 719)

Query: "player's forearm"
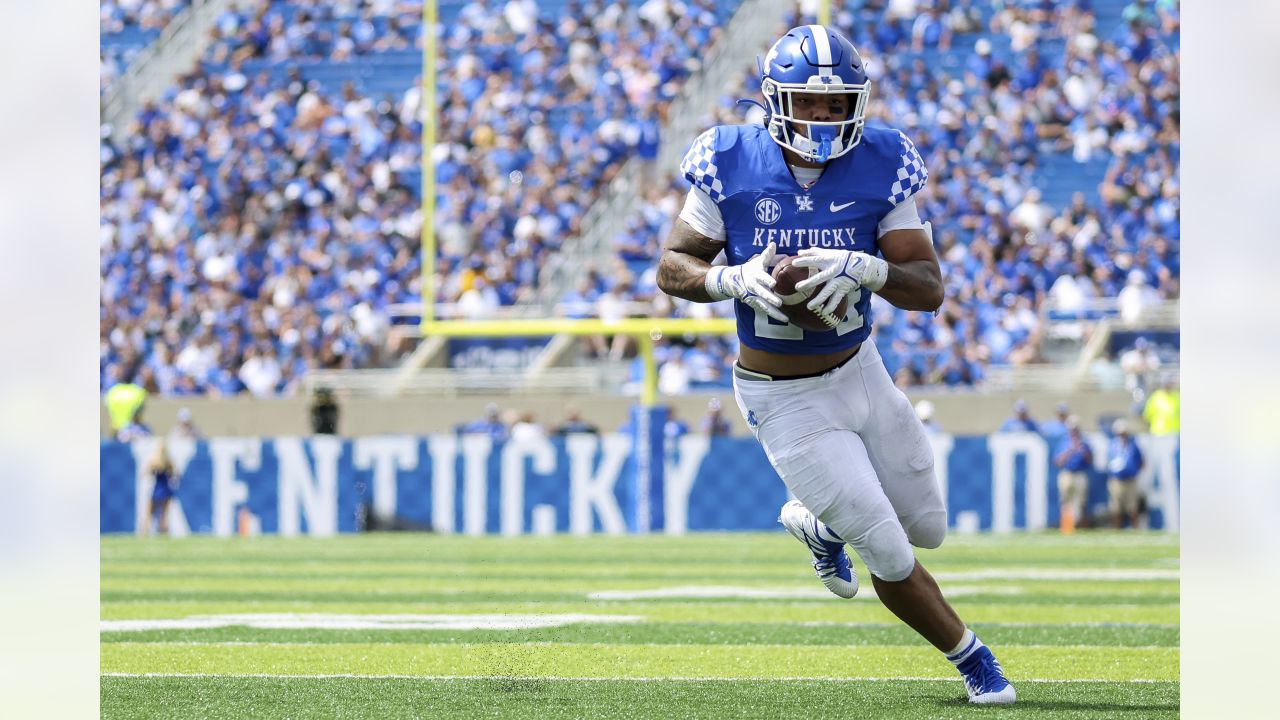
(657, 251, 718, 302)
(877, 259, 944, 311)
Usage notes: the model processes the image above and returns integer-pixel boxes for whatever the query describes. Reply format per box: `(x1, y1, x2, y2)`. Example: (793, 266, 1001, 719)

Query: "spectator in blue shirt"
(999, 399, 1040, 433)
(1040, 402, 1072, 439)
(664, 404, 690, 441)
(1053, 417, 1094, 533)
(456, 403, 509, 442)
(1106, 419, 1146, 528)
(910, 8, 950, 52)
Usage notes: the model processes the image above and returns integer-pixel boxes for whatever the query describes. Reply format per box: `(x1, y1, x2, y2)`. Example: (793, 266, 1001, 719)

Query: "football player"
(656, 25, 1015, 705)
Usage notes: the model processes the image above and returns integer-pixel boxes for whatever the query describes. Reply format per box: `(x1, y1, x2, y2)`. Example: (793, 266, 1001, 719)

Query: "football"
(771, 255, 847, 331)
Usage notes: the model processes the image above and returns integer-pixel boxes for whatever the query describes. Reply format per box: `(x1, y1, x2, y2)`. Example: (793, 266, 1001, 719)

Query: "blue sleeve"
(1053, 439, 1069, 465)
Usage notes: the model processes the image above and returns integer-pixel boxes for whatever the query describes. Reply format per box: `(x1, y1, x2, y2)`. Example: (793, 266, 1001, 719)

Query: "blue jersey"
(1055, 437, 1093, 472)
(681, 123, 928, 354)
(1107, 438, 1144, 480)
(151, 469, 175, 502)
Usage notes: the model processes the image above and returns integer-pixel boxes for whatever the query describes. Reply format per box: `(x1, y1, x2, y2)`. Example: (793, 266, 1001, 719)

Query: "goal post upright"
(420, 0, 438, 333)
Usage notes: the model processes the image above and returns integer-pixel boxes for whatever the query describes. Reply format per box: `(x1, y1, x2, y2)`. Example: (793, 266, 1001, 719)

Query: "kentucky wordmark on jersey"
(680, 123, 928, 355)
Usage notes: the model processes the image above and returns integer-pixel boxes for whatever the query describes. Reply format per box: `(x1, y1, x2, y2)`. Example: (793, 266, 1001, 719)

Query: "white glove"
(704, 242, 788, 322)
(791, 248, 889, 318)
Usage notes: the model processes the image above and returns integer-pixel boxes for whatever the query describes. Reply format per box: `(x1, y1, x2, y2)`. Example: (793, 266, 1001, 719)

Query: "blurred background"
(98, 0, 1180, 537)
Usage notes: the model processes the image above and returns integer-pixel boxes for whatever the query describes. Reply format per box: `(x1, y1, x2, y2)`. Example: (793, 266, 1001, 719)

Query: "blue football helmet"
(760, 25, 871, 163)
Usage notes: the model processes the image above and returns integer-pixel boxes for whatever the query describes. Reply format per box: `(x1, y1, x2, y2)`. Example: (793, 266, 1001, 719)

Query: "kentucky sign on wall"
(101, 425, 1180, 537)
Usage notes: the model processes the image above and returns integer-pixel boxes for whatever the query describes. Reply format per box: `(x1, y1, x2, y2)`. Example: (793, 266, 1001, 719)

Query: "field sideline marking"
(104, 641, 1180, 652)
(932, 569, 1178, 581)
(101, 613, 643, 632)
(985, 621, 1178, 627)
(101, 672, 1174, 684)
(585, 585, 1023, 600)
(99, 619, 1179, 630)
(797, 621, 1178, 629)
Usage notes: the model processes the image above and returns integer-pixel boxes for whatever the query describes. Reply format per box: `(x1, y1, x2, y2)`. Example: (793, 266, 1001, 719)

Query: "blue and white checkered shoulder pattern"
(887, 130, 928, 206)
(680, 128, 726, 203)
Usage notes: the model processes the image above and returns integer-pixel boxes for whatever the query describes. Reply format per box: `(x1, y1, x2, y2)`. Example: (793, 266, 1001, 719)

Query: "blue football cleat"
(778, 500, 858, 598)
(956, 646, 1017, 705)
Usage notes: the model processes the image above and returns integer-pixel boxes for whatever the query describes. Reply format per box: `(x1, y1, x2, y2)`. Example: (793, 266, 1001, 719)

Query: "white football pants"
(732, 341, 947, 582)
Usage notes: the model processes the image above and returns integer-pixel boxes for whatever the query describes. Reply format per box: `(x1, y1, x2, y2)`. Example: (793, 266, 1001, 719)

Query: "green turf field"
(101, 532, 1178, 718)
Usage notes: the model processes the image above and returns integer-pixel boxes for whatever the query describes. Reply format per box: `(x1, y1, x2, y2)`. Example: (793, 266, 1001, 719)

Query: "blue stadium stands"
(101, 1, 191, 93)
(100, 0, 1180, 397)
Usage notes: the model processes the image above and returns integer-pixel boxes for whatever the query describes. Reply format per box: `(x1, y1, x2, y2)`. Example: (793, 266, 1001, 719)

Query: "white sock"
(945, 628, 982, 666)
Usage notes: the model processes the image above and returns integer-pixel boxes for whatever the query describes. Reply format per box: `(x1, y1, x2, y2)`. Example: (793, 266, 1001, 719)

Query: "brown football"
(771, 255, 848, 332)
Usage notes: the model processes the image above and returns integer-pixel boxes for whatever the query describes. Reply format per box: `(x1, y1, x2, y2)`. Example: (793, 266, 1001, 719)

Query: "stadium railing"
(303, 364, 632, 398)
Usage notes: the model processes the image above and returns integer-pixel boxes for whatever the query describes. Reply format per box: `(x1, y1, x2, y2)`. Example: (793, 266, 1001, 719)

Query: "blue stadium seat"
(101, 27, 161, 51)
(1035, 153, 1111, 211)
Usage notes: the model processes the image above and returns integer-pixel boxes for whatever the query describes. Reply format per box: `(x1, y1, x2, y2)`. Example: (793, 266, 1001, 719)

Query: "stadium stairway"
(101, 26, 162, 58)
(531, 0, 782, 315)
(103, 0, 236, 143)
(394, 0, 762, 373)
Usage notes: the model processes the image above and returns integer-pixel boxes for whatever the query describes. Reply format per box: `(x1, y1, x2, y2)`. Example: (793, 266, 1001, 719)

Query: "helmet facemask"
(762, 77, 871, 164)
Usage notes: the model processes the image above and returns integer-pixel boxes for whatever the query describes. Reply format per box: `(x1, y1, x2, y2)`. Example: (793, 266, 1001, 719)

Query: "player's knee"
(870, 546, 916, 582)
(905, 511, 947, 550)
(852, 519, 916, 583)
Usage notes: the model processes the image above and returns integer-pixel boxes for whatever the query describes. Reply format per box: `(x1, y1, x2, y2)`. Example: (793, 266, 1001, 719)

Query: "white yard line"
(798, 621, 1178, 629)
(102, 672, 1174, 683)
(587, 586, 833, 600)
(103, 641, 1178, 652)
(101, 613, 642, 633)
(586, 585, 1021, 600)
(932, 569, 1178, 581)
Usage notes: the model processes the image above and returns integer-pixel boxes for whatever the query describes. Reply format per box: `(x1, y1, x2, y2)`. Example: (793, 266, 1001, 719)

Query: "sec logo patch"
(754, 197, 781, 225)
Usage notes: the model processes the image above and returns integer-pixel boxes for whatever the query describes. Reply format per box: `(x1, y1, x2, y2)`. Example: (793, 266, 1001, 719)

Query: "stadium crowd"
(101, 0, 731, 396)
(593, 0, 1181, 388)
(101, 0, 1179, 397)
(101, 1, 192, 95)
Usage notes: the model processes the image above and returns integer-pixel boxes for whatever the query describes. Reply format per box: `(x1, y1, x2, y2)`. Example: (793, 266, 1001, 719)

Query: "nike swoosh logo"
(829, 200, 857, 212)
